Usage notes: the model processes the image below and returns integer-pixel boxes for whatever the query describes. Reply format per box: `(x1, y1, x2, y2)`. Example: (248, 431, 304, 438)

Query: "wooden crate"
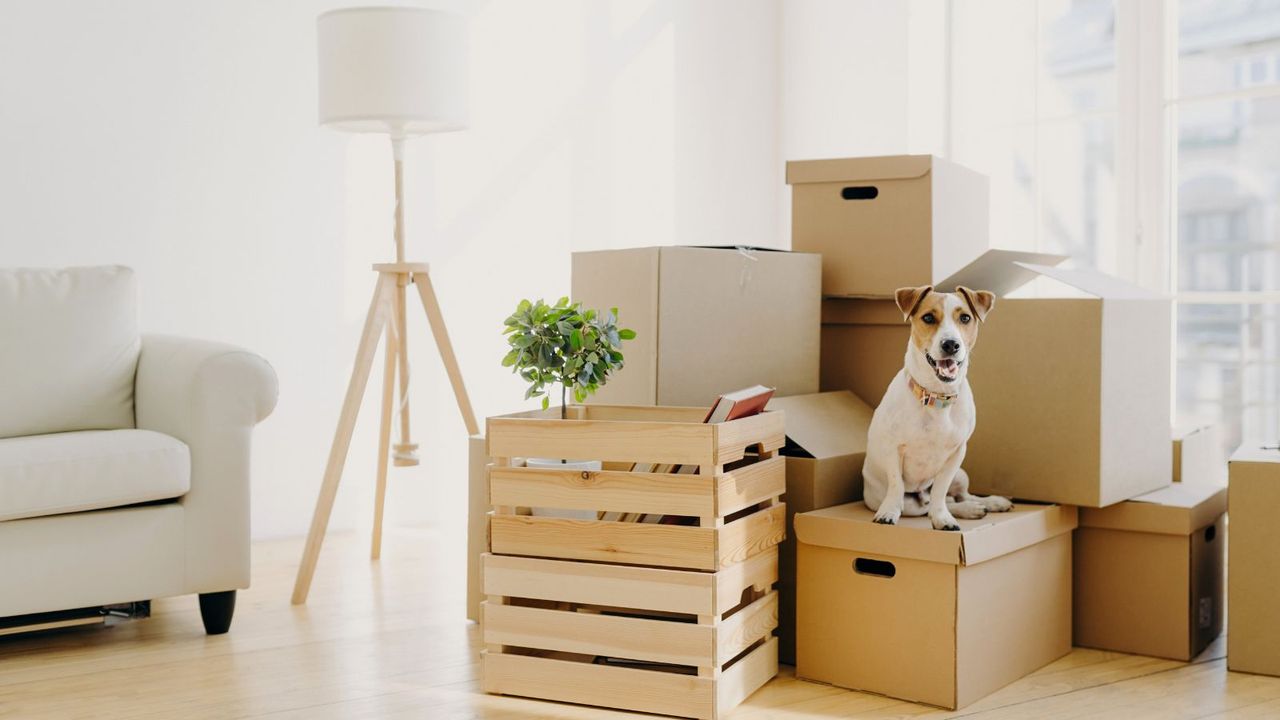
(482, 404, 786, 719)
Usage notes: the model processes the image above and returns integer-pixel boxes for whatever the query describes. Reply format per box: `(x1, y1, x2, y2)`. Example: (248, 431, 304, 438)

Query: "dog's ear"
(894, 286, 933, 321)
(956, 286, 996, 322)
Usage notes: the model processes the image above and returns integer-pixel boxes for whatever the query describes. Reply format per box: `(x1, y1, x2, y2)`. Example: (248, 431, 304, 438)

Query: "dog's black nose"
(941, 338, 960, 356)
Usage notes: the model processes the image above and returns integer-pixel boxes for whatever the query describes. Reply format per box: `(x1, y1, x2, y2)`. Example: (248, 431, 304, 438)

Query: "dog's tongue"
(936, 358, 958, 378)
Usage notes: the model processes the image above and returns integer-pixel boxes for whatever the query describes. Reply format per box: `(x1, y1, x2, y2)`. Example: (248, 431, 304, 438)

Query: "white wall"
(0, 0, 782, 550)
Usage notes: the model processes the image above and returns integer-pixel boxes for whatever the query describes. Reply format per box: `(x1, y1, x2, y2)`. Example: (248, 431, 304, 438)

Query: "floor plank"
(0, 530, 1275, 719)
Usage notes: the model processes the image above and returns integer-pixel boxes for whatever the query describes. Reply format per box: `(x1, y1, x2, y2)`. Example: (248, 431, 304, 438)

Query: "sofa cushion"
(0, 266, 140, 439)
(0, 430, 190, 522)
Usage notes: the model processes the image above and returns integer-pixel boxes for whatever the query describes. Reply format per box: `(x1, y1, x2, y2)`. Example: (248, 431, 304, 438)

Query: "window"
(948, 0, 1280, 457)
(1174, 0, 1280, 452)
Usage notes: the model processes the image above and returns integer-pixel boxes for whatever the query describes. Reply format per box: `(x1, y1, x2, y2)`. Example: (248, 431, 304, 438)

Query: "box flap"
(1230, 443, 1280, 465)
(1078, 483, 1227, 535)
(765, 391, 872, 460)
(1014, 262, 1161, 299)
(786, 155, 933, 185)
(933, 250, 1068, 297)
(794, 502, 1076, 566)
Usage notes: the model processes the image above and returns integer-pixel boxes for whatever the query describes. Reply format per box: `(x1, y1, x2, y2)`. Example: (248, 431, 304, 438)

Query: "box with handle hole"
(794, 501, 1076, 710)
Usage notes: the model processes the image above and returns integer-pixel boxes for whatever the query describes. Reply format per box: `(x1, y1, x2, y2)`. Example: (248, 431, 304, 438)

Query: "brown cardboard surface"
(787, 154, 988, 297)
(820, 251, 1172, 507)
(765, 392, 873, 664)
(1229, 445, 1280, 676)
(1174, 424, 1226, 484)
(1073, 509, 1225, 661)
(795, 503, 1073, 708)
(572, 246, 820, 407)
(1078, 482, 1227, 535)
(1074, 528, 1192, 659)
(956, 533, 1072, 708)
(794, 502, 1076, 567)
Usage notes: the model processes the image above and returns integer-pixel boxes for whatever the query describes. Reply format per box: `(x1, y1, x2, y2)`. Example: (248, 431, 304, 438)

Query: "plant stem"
(561, 383, 567, 420)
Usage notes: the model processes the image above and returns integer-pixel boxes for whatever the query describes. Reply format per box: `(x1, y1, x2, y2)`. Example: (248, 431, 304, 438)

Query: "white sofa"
(0, 266, 277, 634)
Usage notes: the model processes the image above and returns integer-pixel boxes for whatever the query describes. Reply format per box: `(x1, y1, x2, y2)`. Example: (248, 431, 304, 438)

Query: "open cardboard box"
(764, 391, 872, 664)
(794, 501, 1075, 709)
(572, 245, 821, 407)
(787, 155, 989, 298)
(1228, 445, 1280, 676)
(1074, 482, 1226, 660)
(821, 249, 1172, 507)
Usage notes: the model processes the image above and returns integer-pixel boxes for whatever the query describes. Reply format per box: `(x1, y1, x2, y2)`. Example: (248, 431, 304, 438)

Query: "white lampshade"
(317, 7, 468, 135)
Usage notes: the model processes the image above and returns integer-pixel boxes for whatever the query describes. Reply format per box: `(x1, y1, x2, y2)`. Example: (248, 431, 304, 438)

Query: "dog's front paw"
(872, 506, 901, 525)
(930, 512, 961, 532)
(980, 495, 1013, 512)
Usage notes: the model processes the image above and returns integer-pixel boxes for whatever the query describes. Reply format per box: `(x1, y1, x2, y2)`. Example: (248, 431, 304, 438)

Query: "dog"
(862, 285, 1013, 531)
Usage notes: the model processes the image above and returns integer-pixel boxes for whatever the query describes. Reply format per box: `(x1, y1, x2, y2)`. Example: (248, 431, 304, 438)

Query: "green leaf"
(556, 296, 569, 308)
(618, 328, 636, 340)
(570, 328, 583, 351)
(501, 349, 519, 367)
(541, 395, 550, 410)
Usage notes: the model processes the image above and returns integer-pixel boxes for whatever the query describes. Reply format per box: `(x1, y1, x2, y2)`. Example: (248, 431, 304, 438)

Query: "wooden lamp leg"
(413, 269, 480, 436)
(371, 304, 399, 561)
(292, 274, 395, 605)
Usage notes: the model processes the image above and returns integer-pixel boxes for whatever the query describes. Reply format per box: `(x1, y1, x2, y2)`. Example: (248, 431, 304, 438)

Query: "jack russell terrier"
(862, 285, 1013, 531)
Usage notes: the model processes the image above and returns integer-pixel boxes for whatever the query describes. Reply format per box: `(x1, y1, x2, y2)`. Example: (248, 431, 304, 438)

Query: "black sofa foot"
(198, 590, 236, 635)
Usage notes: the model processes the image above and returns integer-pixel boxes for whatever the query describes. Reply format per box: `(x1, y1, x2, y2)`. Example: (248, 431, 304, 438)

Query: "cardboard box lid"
(1013, 262, 1162, 300)
(1078, 482, 1227, 535)
(786, 154, 935, 185)
(1231, 444, 1280, 465)
(793, 502, 1076, 566)
(765, 391, 872, 460)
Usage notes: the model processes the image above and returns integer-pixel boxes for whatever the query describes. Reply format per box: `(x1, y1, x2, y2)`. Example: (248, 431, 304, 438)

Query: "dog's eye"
(921, 313, 936, 325)
(959, 313, 972, 324)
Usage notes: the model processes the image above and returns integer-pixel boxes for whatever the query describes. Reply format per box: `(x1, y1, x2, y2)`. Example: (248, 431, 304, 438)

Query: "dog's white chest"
(873, 379, 974, 491)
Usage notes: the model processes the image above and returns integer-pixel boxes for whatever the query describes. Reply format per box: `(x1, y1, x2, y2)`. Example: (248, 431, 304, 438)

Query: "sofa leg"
(198, 590, 237, 635)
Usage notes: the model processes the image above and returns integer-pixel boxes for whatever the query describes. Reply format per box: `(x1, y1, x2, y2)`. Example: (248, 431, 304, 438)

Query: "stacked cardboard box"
(795, 502, 1076, 709)
(571, 246, 821, 407)
(1228, 445, 1280, 676)
(784, 154, 1191, 708)
(1073, 482, 1226, 660)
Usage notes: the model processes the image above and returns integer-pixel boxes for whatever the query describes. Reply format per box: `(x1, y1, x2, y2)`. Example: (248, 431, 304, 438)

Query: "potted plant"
(502, 296, 634, 419)
(502, 297, 635, 516)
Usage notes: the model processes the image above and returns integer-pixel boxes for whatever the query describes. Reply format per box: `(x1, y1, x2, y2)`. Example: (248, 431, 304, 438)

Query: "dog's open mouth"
(926, 353, 962, 383)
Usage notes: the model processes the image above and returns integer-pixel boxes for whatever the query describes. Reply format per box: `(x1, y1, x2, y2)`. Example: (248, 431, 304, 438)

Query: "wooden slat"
(716, 593, 779, 665)
(490, 465, 716, 517)
(484, 650, 715, 720)
(579, 405, 710, 423)
(716, 546, 779, 616)
(488, 416, 714, 466)
(714, 411, 786, 464)
(483, 554, 715, 615)
(717, 456, 786, 518)
(715, 637, 779, 716)
(490, 516, 717, 570)
(483, 602, 713, 667)
(718, 504, 786, 569)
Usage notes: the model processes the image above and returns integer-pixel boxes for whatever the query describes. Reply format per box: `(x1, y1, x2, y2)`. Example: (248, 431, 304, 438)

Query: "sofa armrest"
(135, 334, 278, 594)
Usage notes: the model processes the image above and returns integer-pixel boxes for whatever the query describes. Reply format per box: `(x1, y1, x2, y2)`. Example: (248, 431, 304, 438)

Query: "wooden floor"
(2, 530, 1278, 720)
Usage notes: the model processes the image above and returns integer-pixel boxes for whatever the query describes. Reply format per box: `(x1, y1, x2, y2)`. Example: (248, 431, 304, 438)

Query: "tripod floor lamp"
(293, 6, 478, 605)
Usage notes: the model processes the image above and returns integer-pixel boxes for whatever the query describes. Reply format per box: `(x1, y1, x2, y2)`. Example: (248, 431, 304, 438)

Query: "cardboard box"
(787, 155, 988, 297)
(1228, 445, 1280, 676)
(764, 391, 873, 665)
(794, 502, 1075, 709)
(1074, 483, 1226, 660)
(820, 249, 1172, 507)
(1173, 424, 1225, 484)
(572, 246, 821, 407)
